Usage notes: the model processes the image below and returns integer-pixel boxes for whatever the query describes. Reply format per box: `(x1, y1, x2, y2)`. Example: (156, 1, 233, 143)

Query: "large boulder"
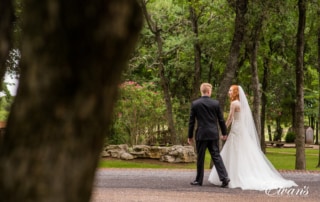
(120, 152, 135, 160)
(130, 145, 151, 158)
(160, 145, 196, 163)
(101, 144, 131, 158)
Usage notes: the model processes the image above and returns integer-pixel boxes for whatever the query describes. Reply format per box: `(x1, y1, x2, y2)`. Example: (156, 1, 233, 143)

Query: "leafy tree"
(109, 81, 168, 145)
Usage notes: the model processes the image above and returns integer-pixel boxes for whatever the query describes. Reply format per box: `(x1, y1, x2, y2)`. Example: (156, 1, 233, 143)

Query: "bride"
(208, 85, 298, 190)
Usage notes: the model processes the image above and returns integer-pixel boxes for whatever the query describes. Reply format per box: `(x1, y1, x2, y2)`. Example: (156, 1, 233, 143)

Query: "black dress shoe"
(190, 181, 202, 186)
(221, 178, 230, 188)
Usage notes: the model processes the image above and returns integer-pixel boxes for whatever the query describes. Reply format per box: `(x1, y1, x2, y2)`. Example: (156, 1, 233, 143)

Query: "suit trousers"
(195, 140, 228, 184)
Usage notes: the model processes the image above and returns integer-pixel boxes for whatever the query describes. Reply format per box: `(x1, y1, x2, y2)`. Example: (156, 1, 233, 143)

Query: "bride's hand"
(221, 135, 228, 141)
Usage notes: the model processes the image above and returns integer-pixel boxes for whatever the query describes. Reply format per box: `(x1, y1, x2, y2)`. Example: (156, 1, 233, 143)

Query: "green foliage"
(123, 0, 320, 147)
(128, 0, 236, 100)
(285, 132, 296, 143)
(108, 81, 168, 146)
(0, 83, 13, 121)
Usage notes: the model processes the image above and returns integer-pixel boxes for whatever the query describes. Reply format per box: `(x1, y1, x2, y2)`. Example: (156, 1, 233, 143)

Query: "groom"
(188, 83, 230, 187)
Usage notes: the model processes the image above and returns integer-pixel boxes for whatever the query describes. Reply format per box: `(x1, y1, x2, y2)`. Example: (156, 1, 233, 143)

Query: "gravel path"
(91, 169, 320, 202)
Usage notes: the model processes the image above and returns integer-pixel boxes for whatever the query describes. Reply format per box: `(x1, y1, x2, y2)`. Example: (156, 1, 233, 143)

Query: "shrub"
(285, 132, 296, 143)
(109, 81, 167, 145)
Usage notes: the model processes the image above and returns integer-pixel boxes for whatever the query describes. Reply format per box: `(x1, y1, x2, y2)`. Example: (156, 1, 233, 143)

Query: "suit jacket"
(188, 96, 227, 141)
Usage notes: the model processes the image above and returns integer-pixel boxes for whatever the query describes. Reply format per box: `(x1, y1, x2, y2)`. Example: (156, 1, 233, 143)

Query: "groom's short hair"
(200, 83, 212, 95)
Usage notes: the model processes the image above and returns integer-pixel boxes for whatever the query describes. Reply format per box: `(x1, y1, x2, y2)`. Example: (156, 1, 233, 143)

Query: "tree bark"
(295, 0, 306, 170)
(138, 0, 177, 144)
(0, 1, 143, 201)
(261, 56, 269, 153)
(0, 0, 14, 87)
(217, 0, 248, 109)
(248, 13, 264, 151)
(189, 0, 202, 101)
(317, 5, 320, 167)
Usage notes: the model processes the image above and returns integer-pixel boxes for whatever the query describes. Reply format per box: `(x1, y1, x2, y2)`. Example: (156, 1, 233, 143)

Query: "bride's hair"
(230, 85, 239, 101)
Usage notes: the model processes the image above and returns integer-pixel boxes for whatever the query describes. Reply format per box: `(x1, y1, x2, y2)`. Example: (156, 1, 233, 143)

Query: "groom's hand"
(221, 135, 228, 141)
(188, 138, 193, 145)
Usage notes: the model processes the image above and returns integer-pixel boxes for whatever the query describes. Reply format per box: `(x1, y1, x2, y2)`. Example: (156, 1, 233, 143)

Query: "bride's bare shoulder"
(231, 100, 240, 105)
(231, 100, 240, 111)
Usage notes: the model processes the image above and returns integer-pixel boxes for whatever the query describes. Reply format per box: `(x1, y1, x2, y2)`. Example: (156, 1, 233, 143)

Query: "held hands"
(220, 135, 228, 141)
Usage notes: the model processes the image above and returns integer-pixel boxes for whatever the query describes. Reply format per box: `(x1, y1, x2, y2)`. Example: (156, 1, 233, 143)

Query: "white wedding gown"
(208, 111, 298, 191)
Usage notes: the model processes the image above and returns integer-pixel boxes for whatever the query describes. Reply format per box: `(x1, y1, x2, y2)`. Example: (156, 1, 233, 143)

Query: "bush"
(109, 81, 167, 145)
(285, 132, 296, 143)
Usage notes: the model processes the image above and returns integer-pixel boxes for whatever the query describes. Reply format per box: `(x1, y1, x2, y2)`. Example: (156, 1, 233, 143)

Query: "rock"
(160, 155, 176, 163)
(120, 152, 135, 160)
(102, 144, 196, 163)
(130, 145, 150, 158)
(103, 144, 129, 158)
(147, 146, 168, 159)
(105, 144, 128, 151)
(160, 145, 196, 163)
(101, 151, 109, 157)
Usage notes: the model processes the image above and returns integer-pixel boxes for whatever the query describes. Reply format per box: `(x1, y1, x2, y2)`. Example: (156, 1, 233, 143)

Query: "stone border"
(101, 144, 196, 163)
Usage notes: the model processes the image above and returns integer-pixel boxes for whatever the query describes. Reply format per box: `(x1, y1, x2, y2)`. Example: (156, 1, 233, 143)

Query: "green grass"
(99, 159, 162, 169)
(266, 147, 320, 171)
(99, 158, 195, 169)
(99, 147, 320, 171)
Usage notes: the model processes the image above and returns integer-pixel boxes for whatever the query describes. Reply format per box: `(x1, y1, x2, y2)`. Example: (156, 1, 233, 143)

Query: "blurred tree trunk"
(317, 4, 320, 167)
(295, 0, 306, 170)
(138, 0, 177, 144)
(0, 0, 14, 87)
(0, 0, 143, 201)
(217, 0, 248, 110)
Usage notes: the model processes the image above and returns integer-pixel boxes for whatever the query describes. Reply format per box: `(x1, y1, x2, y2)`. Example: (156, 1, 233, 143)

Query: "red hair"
(230, 85, 239, 101)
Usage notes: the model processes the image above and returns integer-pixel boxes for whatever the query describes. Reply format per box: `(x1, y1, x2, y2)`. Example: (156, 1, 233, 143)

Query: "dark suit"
(188, 96, 228, 185)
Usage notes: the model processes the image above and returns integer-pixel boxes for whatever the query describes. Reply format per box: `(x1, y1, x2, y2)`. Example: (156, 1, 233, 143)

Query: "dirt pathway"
(91, 169, 320, 202)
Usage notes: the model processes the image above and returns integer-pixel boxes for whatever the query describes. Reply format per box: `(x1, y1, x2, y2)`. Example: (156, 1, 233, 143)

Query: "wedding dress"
(208, 86, 297, 191)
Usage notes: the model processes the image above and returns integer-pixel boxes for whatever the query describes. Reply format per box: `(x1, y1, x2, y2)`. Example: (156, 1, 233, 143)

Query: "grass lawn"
(266, 147, 320, 171)
(99, 147, 320, 171)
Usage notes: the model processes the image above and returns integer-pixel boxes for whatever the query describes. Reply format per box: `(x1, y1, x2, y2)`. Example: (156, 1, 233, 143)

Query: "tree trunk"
(0, 1, 143, 201)
(267, 124, 272, 141)
(275, 117, 282, 141)
(217, 0, 248, 109)
(0, 0, 14, 86)
(138, 0, 177, 144)
(157, 33, 177, 144)
(247, 13, 264, 150)
(189, 1, 202, 101)
(261, 57, 269, 153)
(295, 0, 306, 170)
(317, 4, 320, 167)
